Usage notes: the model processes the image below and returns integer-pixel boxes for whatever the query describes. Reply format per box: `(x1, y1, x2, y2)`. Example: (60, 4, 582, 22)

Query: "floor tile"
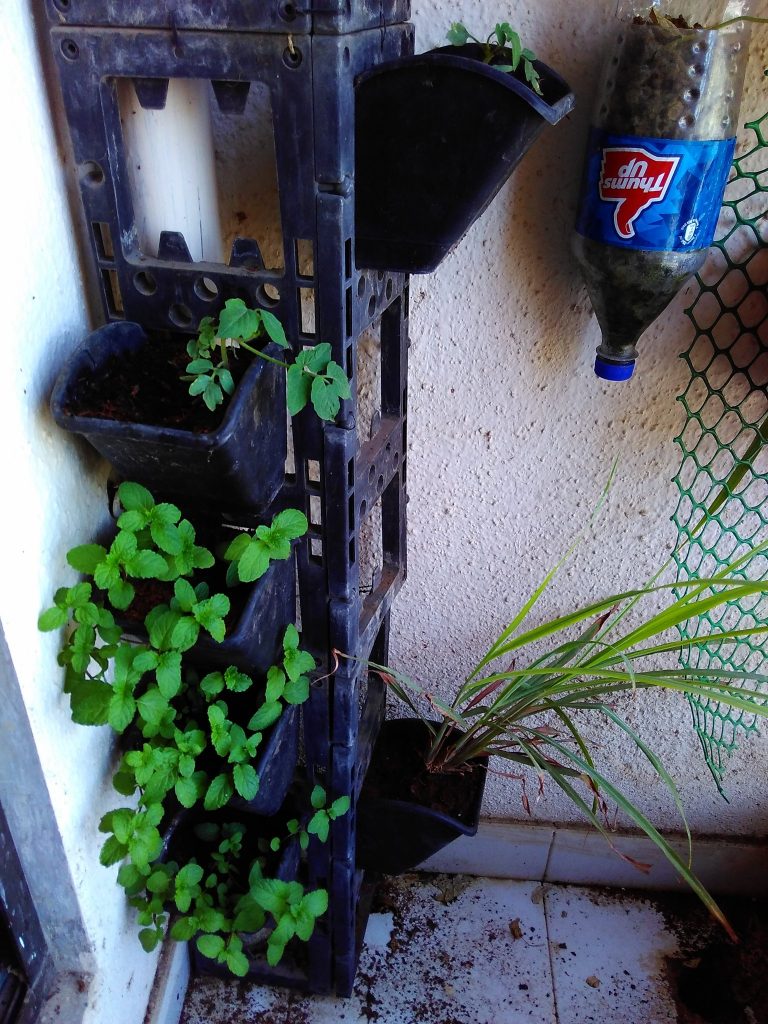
(181, 875, 556, 1024)
(543, 886, 680, 1024)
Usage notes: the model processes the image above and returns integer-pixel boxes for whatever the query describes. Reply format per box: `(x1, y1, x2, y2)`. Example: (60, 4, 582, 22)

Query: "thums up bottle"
(573, 0, 753, 381)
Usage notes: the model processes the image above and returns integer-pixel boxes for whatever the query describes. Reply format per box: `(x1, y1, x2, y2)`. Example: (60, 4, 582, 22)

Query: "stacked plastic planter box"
(45, 0, 412, 996)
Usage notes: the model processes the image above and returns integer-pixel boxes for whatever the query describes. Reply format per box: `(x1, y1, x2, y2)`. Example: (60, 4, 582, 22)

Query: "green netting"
(674, 99, 768, 793)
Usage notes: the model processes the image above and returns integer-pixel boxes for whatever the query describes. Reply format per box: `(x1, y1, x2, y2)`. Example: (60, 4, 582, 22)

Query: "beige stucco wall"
(2, 4, 160, 1022)
(4, 8, 768, 1022)
(390, 1, 768, 837)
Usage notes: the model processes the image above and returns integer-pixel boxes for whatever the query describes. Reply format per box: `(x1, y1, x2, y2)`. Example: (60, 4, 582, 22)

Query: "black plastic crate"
(47, 8, 413, 996)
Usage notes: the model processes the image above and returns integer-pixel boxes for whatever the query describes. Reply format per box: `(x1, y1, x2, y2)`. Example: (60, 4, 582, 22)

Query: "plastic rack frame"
(46, 0, 414, 997)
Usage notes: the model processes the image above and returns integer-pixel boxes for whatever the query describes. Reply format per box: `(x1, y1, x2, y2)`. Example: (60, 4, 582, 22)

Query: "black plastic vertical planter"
(50, 321, 287, 514)
(355, 44, 575, 273)
(355, 719, 489, 874)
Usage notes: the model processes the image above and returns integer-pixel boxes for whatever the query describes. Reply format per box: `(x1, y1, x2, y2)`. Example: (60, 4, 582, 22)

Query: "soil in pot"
(63, 336, 251, 433)
(362, 719, 485, 823)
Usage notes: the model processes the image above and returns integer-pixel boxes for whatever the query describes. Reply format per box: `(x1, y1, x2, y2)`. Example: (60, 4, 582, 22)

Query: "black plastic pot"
(119, 555, 296, 679)
(164, 804, 302, 981)
(193, 556, 296, 677)
(50, 321, 287, 514)
(228, 703, 300, 818)
(356, 719, 488, 874)
(355, 45, 575, 274)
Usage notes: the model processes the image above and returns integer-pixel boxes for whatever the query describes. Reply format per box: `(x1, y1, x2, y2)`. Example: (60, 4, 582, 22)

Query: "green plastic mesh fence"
(674, 98, 768, 793)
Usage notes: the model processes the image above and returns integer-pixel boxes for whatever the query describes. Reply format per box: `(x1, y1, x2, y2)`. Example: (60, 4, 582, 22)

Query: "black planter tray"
(119, 555, 296, 679)
(356, 719, 489, 875)
(355, 45, 575, 274)
(51, 321, 287, 514)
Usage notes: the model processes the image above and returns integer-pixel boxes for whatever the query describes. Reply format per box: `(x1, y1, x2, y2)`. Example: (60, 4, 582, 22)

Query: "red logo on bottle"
(599, 147, 680, 239)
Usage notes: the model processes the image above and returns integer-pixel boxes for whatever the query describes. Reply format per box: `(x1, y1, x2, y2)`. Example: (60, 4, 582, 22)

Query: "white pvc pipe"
(117, 78, 225, 264)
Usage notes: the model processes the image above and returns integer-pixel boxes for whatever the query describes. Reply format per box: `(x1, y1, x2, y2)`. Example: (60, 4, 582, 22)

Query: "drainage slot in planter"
(355, 45, 575, 274)
(51, 321, 287, 514)
(356, 718, 488, 875)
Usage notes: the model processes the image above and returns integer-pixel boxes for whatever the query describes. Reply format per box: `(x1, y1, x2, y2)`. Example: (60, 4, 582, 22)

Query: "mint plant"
(39, 483, 338, 975)
(447, 22, 543, 96)
(185, 298, 350, 421)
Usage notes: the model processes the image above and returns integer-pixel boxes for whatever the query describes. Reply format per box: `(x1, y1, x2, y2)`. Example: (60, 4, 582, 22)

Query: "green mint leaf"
(38, 606, 69, 631)
(265, 666, 286, 703)
(66, 544, 107, 575)
(108, 690, 136, 733)
(330, 796, 351, 818)
(310, 786, 326, 810)
(116, 510, 147, 533)
(307, 811, 330, 843)
(284, 646, 315, 684)
(196, 934, 226, 960)
(227, 948, 250, 977)
(175, 773, 207, 809)
(126, 550, 169, 579)
(99, 835, 127, 867)
(235, 539, 270, 583)
(247, 702, 282, 732)
(108, 578, 135, 611)
(170, 616, 200, 652)
(150, 521, 183, 556)
(204, 774, 235, 811)
(219, 668, 249, 694)
(201, 672, 225, 699)
(156, 652, 182, 699)
(137, 687, 169, 727)
(118, 482, 154, 512)
(302, 889, 329, 918)
(170, 917, 198, 942)
(233, 764, 260, 801)
(69, 679, 112, 726)
(272, 509, 308, 541)
(139, 928, 162, 953)
(283, 675, 310, 705)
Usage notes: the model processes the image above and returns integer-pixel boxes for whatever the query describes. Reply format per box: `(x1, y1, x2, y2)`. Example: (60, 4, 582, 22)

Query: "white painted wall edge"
(419, 820, 768, 897)
(144, 942, 190, 1024)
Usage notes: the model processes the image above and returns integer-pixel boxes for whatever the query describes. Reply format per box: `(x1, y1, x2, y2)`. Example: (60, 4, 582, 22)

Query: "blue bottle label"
(575, 130, 735, 252)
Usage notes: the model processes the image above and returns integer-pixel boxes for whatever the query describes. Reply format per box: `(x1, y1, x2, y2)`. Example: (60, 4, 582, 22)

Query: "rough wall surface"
(5, 17, 768, 1023)
(388, 1, 768, 837)
(2, 4, 160, 1021)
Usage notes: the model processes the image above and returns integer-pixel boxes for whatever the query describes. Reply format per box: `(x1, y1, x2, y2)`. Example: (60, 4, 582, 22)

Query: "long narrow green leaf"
(528, 735, 736, 940)
(600, 705, 692, 868)
(465, 463, 618, 684)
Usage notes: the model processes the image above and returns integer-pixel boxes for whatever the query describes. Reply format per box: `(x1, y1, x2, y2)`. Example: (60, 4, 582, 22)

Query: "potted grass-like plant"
(355, 21, 575, 274)
(350, 531, 768, 939)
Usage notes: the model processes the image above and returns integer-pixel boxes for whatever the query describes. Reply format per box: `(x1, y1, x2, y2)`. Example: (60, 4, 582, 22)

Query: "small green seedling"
(185, 298, 350, 421)
(447, 21, 543, 96)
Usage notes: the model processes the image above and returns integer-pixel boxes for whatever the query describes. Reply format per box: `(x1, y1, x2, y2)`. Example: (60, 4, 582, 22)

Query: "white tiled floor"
(180, 875, 767, 1024)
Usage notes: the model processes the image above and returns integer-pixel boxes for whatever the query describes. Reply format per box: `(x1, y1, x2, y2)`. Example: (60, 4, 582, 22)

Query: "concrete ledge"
(144, 942, 190, 1024)
(419, 819, 768, 896)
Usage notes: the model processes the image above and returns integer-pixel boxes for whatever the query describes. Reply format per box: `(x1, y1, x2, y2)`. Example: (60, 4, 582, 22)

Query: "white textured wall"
(389, 1, 768, 837)
(1, 4, 160, 1021)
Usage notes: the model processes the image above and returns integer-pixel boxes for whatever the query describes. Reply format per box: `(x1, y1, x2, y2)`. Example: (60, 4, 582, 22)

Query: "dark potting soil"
(363, 721, 485, 823)
(64, 338, 251, 433)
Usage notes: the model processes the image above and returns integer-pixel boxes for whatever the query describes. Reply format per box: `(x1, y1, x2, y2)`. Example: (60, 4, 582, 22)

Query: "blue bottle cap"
(594, 356, 635, 382)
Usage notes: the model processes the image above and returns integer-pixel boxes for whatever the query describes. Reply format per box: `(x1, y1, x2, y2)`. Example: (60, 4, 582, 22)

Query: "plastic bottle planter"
(355, 45, 575, 274)
(50, 321, 287, 513)
(572, 11, 752, 380)
(355, 719, 488, 874)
